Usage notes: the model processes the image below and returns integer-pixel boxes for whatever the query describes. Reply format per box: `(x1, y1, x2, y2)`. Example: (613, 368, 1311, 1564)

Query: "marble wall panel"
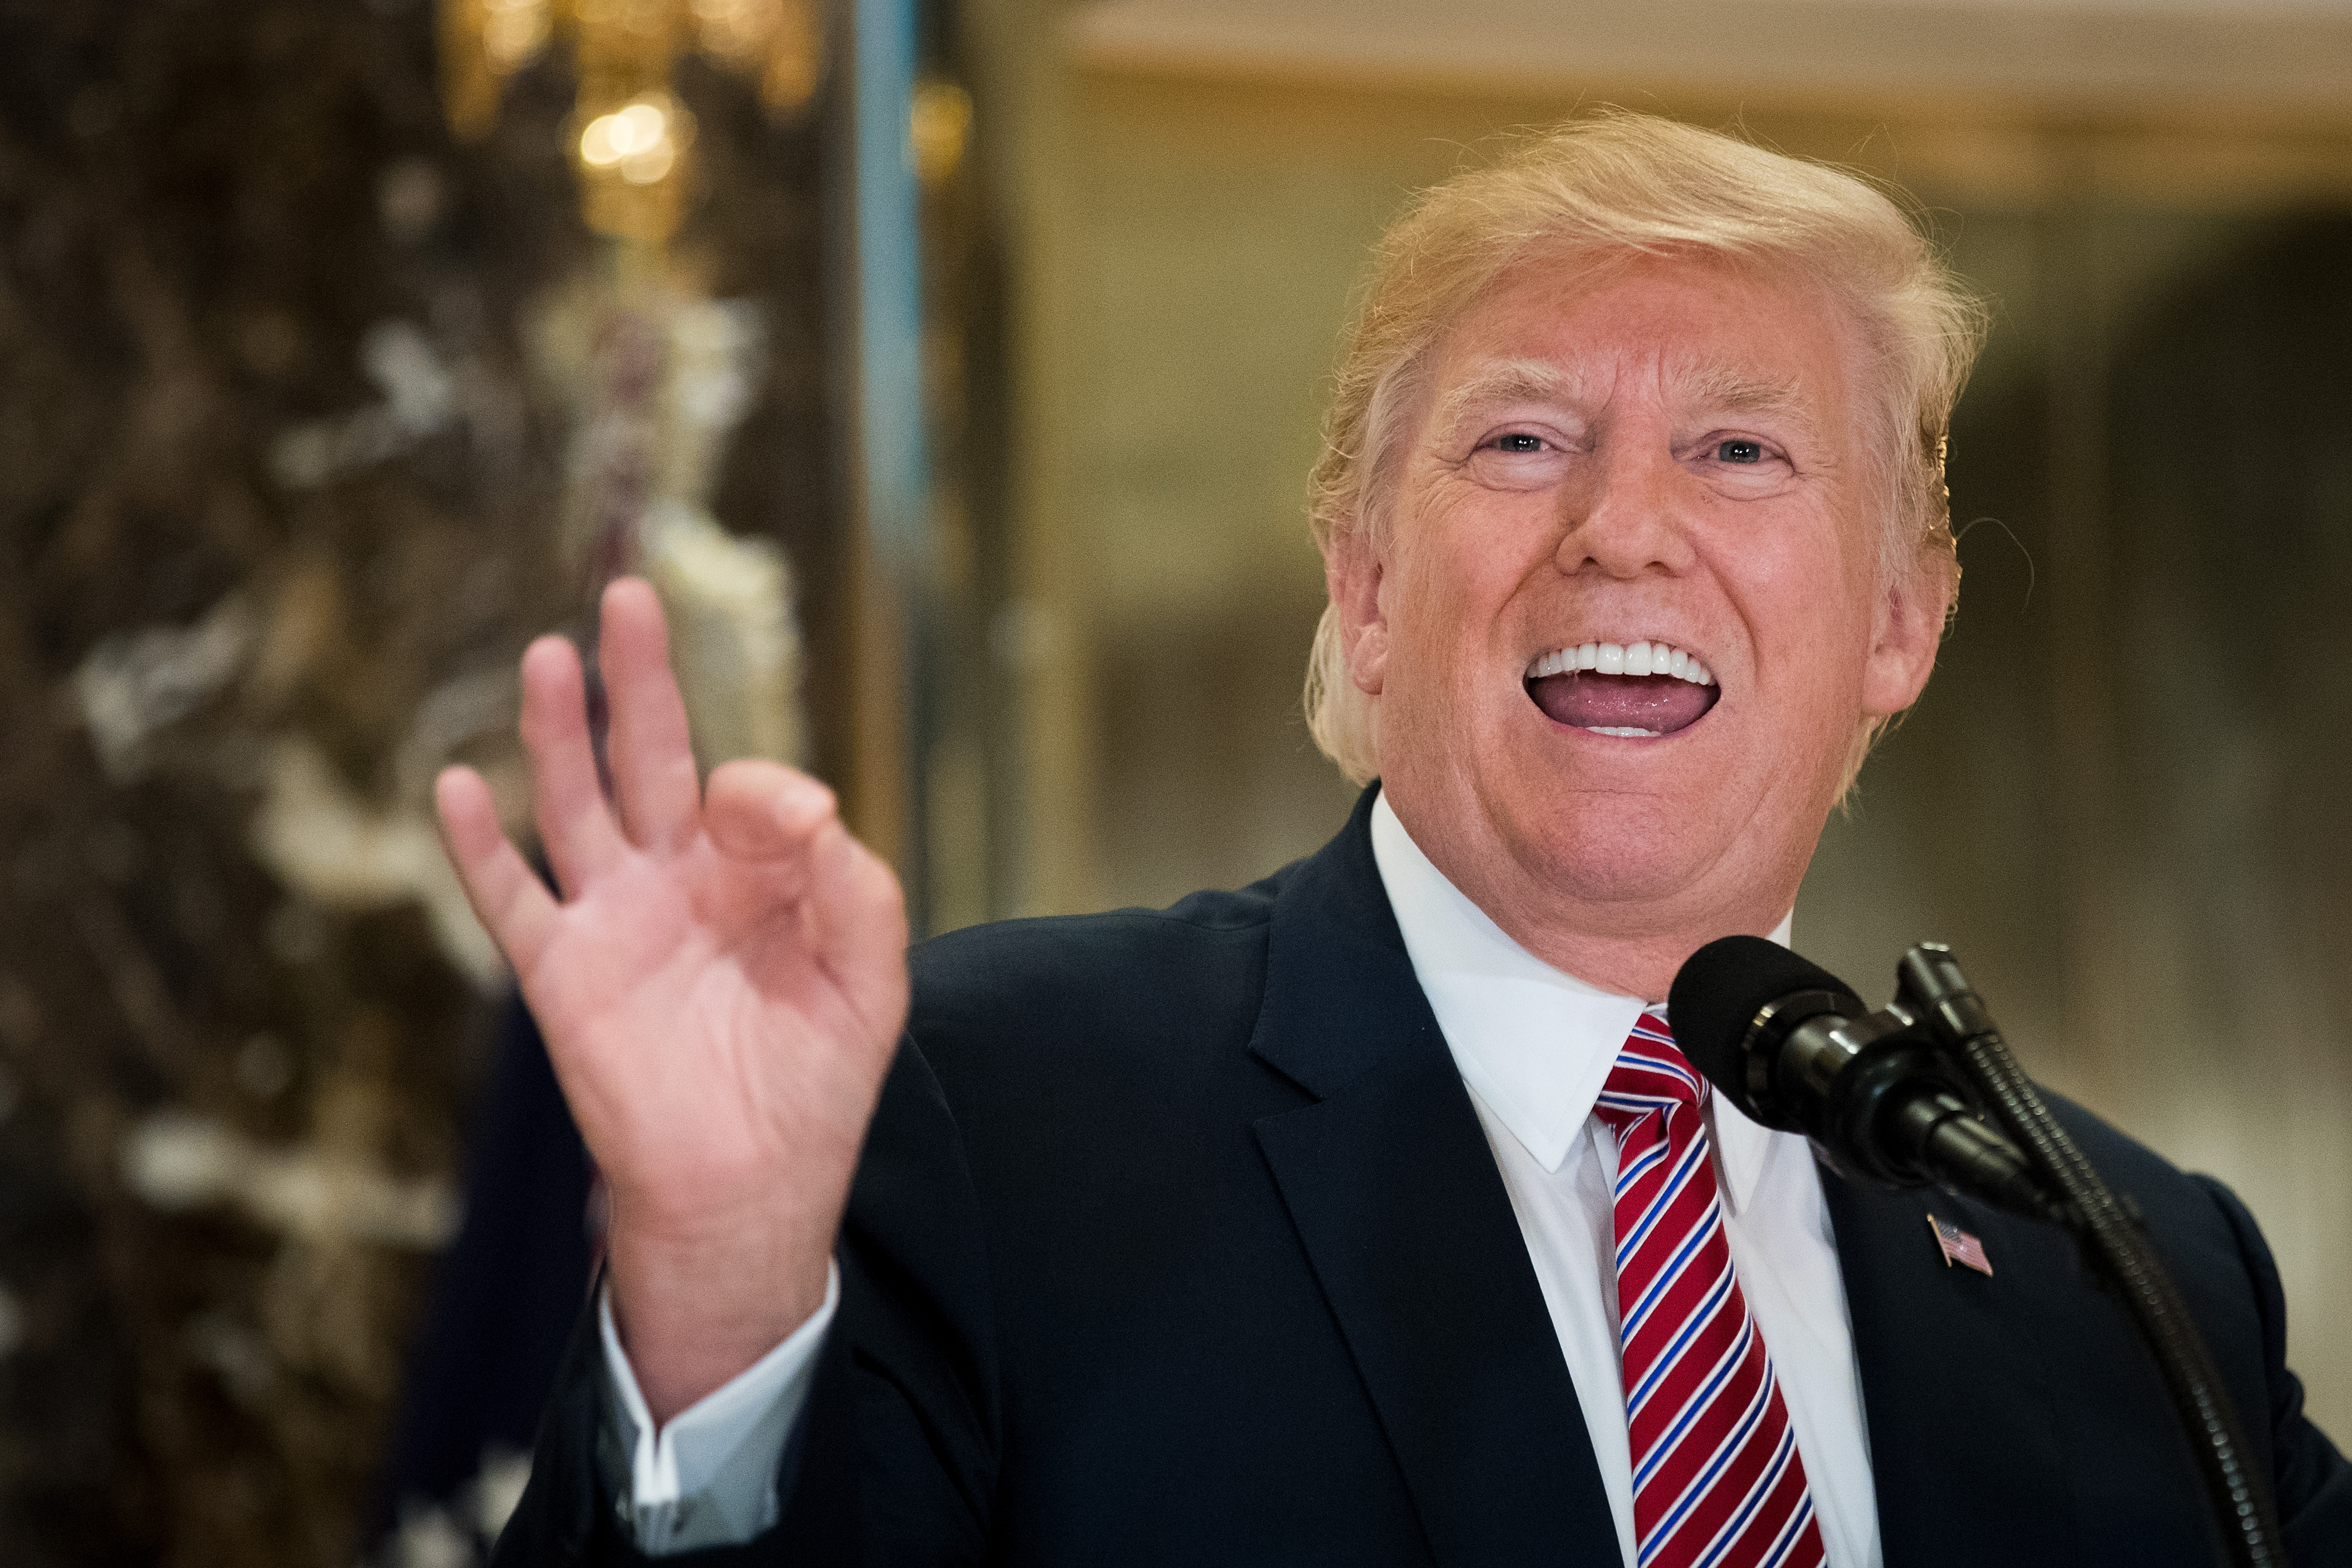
(0, 2, 833, 1561)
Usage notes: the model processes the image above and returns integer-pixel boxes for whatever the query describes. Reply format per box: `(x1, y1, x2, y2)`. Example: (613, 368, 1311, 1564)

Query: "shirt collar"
(1367, 791, 1793, 1210)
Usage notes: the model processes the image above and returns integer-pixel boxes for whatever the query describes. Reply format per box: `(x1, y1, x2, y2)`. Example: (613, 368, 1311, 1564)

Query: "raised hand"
(435, 578, 908, 1422)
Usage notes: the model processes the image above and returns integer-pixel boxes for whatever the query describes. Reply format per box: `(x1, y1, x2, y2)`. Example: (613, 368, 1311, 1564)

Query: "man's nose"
(1554, 438, 1690, 579)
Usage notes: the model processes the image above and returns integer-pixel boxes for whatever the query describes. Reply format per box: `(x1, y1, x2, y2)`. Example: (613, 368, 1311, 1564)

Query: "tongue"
(1528, 672, 1717, 735)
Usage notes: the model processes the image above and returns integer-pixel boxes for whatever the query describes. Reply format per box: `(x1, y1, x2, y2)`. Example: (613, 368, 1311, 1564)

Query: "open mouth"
(1523, 639, 1720, 738)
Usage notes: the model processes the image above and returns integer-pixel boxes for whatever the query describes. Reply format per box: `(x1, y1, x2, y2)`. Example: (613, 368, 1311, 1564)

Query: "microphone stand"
(1892, 944, 2286, 1568)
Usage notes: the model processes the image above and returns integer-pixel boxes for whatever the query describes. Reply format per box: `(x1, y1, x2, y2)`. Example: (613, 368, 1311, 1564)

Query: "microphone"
(1668, 935, 2060, 1222)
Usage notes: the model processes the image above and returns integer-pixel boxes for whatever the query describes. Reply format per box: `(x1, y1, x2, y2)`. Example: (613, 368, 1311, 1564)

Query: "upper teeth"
(1526, 641, 1715, 685)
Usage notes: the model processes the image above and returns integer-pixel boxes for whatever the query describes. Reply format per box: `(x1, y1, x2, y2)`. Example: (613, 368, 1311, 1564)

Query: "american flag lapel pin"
(1926, 1213, 1993, 1276)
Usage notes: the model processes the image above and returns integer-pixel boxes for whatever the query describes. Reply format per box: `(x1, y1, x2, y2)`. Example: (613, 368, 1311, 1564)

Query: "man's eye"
(1716, 439, 1764, 464)
(1492, 433, 1545, 453)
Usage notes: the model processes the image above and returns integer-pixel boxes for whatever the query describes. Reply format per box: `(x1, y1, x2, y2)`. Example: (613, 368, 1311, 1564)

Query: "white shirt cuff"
(598, 1262, 840, 1555)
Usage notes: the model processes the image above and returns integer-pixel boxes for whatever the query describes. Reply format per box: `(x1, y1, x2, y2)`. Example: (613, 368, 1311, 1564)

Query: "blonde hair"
(1303, 110, 1989, 787)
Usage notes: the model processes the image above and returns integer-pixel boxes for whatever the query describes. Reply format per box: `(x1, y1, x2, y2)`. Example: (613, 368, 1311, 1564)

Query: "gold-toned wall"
(983, 27, 2352, 1436)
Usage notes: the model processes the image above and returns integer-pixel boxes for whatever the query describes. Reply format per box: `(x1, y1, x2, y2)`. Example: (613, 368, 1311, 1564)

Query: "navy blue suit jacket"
(494, 787, 2352, 1565)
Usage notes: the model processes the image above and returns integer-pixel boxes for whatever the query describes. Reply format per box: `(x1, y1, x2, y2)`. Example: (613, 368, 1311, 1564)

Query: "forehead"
(1427, 249, 1861, 429)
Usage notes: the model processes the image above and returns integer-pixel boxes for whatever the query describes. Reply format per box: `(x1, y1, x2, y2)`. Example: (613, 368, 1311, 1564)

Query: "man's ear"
(1861, 560, 1950, 720)
(1325, 526, 1391, 697)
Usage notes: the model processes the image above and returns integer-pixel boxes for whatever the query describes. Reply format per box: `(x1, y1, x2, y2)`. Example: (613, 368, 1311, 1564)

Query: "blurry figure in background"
(446, 0, 816, 778)
(529, 279, 806, 777)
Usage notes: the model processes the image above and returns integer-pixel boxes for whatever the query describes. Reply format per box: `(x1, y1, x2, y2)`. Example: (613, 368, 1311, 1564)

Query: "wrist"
(605, 1190, 836, 1424)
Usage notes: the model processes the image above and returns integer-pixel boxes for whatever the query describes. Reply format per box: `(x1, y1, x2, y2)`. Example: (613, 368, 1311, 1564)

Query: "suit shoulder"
(2043, 1092, 2204, 1201)
(2040, 1090, 2249, 1259)
(904, 867, 1291, 1050)
(2043, 1092, 2183, 1184)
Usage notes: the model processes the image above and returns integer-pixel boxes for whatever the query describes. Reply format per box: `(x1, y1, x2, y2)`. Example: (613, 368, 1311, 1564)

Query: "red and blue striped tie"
(1592, 1012, 1827, 1568)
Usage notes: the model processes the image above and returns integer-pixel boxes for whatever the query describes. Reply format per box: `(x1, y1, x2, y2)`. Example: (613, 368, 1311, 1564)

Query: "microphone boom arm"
(1894, 944, 2285, 1568)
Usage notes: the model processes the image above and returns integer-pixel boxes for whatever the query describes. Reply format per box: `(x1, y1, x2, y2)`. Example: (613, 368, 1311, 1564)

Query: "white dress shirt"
(1368, 795, 1880, 1568)
(597, 794, 1882, 1564)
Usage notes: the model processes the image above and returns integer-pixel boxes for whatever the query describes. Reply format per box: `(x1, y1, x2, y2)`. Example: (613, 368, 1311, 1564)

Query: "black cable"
(1897, 945, 2284, 1568)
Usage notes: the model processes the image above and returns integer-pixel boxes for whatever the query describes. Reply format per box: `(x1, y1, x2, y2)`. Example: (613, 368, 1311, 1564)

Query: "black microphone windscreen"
(1668, 936, 1863, 1115)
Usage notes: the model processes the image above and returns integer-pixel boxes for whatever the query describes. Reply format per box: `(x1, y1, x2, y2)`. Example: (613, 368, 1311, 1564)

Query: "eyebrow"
(1431, 358, 1593, 431)
(1432, 355, 1820, 441)
(1679, 364, 1811, 427)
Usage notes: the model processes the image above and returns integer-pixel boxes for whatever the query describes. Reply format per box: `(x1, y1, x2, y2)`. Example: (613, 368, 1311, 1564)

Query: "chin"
(1502, 794, 1720, 907)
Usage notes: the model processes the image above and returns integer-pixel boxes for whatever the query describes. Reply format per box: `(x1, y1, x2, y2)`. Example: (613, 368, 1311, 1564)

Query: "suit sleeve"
(798, 1032, 1002, 1563)
(487, 1036, 1002, 1567)
(2191, 1174, 2352, 1563)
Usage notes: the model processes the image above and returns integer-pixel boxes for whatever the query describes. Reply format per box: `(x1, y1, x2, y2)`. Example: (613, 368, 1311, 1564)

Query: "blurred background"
(0, 0, 2346, 1561)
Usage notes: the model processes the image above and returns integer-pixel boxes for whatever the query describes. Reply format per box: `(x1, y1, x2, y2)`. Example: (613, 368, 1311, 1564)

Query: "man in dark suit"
(437, 114, 2351, 1565)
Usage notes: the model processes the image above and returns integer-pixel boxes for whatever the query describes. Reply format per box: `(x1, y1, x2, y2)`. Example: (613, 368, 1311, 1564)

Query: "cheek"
(1713, 511, 1874, 655)
(1382, 526, 1472, 665)
(1397, 497, 1549, 646)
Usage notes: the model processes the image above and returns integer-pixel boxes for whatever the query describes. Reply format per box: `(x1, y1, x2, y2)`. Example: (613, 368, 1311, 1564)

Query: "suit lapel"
(1824, 1173, 2085, 1567)
(1250, 789, 1617, 1567)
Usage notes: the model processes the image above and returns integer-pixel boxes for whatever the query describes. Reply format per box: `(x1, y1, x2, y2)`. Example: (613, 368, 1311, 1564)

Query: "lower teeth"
(1585, 726, 1661, 738)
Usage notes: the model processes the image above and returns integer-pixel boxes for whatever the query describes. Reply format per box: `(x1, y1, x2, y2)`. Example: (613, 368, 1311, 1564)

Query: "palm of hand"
(521, 827, 899, 1228)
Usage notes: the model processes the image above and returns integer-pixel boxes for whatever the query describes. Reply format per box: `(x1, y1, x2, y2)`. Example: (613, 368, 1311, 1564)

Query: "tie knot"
(1592, 1010, 1705, 1135)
